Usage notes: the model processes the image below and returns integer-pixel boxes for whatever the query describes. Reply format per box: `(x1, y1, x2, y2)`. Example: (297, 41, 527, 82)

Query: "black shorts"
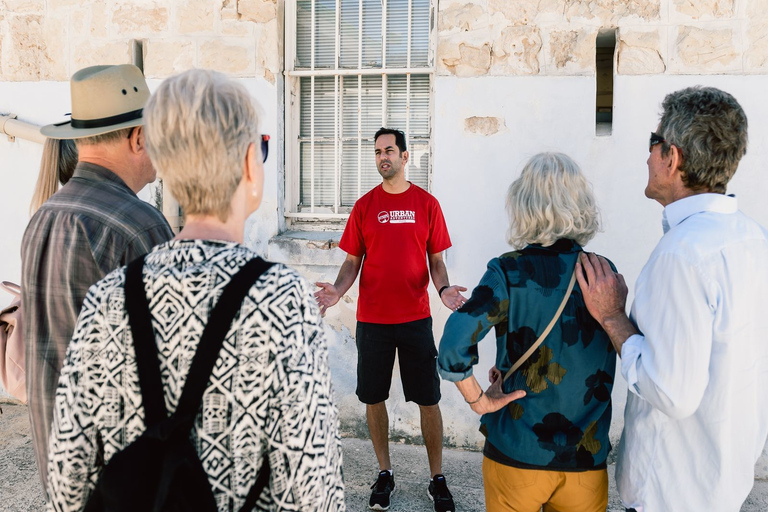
(355, 317, 441, 406)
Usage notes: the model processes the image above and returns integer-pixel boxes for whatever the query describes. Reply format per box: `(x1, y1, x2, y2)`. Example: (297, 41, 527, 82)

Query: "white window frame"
(284, 0, 437, 222)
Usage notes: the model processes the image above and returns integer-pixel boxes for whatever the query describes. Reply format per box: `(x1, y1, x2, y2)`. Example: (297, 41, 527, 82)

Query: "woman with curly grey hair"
(438, 152, 617, 512)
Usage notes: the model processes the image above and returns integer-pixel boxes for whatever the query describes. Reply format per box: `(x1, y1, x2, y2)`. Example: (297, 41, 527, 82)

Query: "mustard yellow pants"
(483, 457, 609, 512)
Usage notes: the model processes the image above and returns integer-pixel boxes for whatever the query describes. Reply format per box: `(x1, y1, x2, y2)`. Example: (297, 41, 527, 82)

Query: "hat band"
(70, 108, 143, 129)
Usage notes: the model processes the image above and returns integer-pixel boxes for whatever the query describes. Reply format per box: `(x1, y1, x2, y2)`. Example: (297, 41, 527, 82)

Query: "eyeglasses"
(261, 134, 270, 163)
(649, 132, 666, 152)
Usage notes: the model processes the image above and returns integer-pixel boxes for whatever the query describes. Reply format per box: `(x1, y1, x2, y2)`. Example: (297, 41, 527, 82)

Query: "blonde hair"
(143, 69, 261, 222)
(29, 138, 78, 215)
(506, 152, 600, 248)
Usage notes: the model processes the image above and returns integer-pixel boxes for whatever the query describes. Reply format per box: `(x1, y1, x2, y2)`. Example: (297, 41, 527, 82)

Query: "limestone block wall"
(436, 0, 768, 77)
(0, 0, 280, 81)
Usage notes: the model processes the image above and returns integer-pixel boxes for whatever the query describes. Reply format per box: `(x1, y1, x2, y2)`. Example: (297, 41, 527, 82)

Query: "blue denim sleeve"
(437, 258, 509, 382)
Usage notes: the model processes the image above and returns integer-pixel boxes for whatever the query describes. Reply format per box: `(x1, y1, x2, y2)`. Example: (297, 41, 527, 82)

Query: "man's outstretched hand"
(314, 282, 340, 316)
(441, 285, 468, 312)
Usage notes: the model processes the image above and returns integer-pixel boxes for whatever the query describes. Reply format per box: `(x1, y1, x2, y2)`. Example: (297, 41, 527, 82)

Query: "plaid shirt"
(21, 162, 173, 490)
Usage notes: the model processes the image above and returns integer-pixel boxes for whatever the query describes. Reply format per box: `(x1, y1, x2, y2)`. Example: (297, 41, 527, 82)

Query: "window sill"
(267, 230, 346, 267)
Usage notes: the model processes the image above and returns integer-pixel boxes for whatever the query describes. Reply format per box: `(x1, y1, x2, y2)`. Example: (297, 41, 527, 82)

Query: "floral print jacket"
(438, 239, 616, 470)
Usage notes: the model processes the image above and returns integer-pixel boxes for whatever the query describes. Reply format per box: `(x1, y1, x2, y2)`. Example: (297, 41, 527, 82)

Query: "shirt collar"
(72, 162, 136, 196)
(661, 193, 738, 234)
(527, 239, 582, 253)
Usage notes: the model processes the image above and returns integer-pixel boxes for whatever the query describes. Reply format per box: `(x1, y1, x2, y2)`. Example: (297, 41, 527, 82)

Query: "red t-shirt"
(340, 183, 452, 324)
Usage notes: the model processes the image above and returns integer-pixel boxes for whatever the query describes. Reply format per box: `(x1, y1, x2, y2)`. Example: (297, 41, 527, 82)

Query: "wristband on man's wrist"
(438, 285, 450, 297)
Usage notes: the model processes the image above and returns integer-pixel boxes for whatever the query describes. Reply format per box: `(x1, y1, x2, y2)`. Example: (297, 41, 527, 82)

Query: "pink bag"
(0, 281, 26, 403)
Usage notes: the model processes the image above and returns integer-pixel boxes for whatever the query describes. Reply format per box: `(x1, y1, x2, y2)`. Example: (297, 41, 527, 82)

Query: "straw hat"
(41, 64, 150, 140)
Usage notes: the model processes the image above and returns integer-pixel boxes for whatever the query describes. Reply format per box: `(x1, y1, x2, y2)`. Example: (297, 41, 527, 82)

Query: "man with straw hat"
(21, 64, 173, 491)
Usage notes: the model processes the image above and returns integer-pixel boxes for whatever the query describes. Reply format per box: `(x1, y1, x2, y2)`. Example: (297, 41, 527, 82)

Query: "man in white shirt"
(575, 86, 768, 511)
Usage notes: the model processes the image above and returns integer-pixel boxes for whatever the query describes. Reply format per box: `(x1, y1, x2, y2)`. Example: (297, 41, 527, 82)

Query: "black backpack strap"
(125, 254, 168, 427)
(172, 257, 273, 424)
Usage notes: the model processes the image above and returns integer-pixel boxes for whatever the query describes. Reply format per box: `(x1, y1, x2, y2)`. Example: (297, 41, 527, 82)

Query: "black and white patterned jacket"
(46, 239, 345, 511)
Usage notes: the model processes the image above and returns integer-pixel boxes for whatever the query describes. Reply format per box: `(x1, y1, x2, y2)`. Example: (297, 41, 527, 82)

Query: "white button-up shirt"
(616, 194, 768, 512)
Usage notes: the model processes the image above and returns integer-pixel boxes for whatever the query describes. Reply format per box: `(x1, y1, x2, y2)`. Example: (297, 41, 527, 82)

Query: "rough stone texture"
(2, 14, 67, 81)
(565, 0, 660, 24)
(90, 2, 109, 38)
(4, 0, 44, 14)
(144, 39, 195, 77)
(464, 116, 505, 136)
(46, 0, 82, 8)
(488, 0, 563, 26)
(491, 26, 542, 75)
(745, 21, 768, 72)
(220, 18, 255, 36)
(747, 0, 768, 20)
(177, 0, 215, 33)
(199, 39, 255, 75)
(671, 0, 734, 20)
(112, 3, 169, 35)
(238, 0, 276, 23)
(70, 39, 131, 72)
(221, 0, 239, 20)
(438, 3, 487, 33)
(547, 28, 596, 74)
(257, 18, 279, 84)
(617, 28, 666, 74)
(438, 36, 492, 77)
(673, 25, 740, 73)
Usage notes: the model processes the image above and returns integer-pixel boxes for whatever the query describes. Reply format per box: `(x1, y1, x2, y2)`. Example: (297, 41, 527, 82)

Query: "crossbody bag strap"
(503, 266, 577, 383)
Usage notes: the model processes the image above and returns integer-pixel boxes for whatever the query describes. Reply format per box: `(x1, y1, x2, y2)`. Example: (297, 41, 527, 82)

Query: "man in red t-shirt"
(316, 128, 466, 512)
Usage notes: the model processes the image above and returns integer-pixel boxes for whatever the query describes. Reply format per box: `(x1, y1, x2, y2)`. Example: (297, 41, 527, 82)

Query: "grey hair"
(75, 128, 133, 147)
(506, 152, 601, 248)
(658, 86, 748, 194)
(143, 69, 261, 221)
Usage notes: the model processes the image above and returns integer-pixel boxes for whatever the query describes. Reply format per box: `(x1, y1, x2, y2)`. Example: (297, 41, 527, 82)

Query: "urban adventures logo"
(378, 210, 415, 224)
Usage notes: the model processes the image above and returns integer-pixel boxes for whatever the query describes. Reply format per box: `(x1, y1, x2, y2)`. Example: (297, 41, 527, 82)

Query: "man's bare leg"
(419, 403, 443, 477)
(367, 402, 392, 471)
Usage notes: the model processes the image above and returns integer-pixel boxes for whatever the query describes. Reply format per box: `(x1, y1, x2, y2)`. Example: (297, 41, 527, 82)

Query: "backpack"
(84, 255, 274, 512)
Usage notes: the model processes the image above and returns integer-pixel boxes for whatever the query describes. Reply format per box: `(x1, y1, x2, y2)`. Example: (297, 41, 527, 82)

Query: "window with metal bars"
(286, 0, 435, 220)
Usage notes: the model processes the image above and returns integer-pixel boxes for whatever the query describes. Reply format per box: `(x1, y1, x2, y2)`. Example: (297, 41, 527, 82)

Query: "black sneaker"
(369, 470, 395, 510)
(427, 474, 455, 512)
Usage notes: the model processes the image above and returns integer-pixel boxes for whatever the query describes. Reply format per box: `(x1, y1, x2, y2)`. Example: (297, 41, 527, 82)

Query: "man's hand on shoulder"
(314, 282, 340, 316)
(575, 252, 627, 324)
(575, 252, 638, 354)
(440, 285, 468, 312)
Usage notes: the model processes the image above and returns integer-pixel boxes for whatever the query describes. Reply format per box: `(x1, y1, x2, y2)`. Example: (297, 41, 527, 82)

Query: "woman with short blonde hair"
(46, 69, 345, 512)
(439, 152, 617, 512)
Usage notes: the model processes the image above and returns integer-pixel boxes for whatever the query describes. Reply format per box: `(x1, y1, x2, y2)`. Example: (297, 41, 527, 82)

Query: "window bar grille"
(334, 0, 340, 214)
(405, 0, 412, 181)
(381, 0, 387, 131)
(357, 0, 363, 199)
(310, 0, 316, 213)
(289, 67, 432, 77)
